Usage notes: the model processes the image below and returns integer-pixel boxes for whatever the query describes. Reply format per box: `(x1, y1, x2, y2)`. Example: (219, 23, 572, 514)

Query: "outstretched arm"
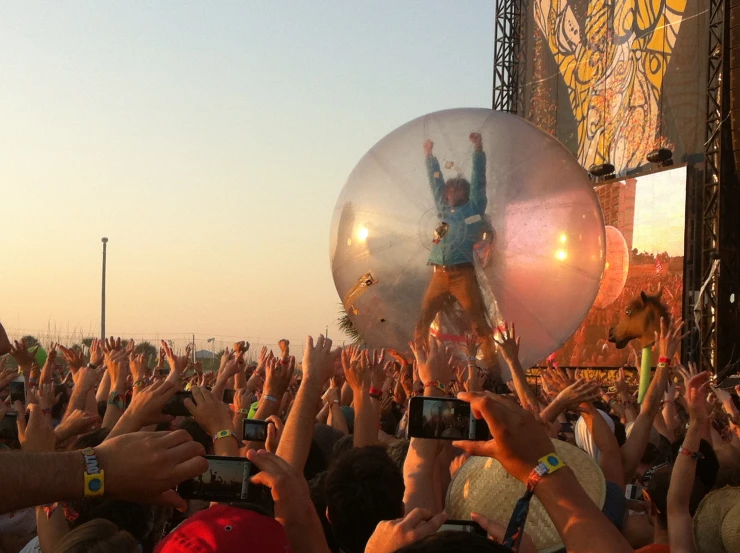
(424, 140, 445, 208)
(468, 133, 487, 211)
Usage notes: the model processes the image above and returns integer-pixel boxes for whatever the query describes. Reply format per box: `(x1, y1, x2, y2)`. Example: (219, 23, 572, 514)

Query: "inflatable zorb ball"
(330, 109, 605, 370)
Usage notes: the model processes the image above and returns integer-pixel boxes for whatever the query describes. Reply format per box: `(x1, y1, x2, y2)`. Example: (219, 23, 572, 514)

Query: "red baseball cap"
(155, 504, 292, 553)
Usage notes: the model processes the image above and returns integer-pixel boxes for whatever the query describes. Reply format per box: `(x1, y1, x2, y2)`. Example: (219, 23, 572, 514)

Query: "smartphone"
(438, 520, 486, 536)
(718, 375, 740, 389)
(9, 378, 25, 404)
(625, 484, 645, 501)
(223, 389, 236, 404)
(406, 396, 490, 441)
(157, 368, 171, 377)
(163, 391, 192, 416)
(242, 419, 269, 442)
(177, 456, 262, 503)
(0, 413, 18, 440)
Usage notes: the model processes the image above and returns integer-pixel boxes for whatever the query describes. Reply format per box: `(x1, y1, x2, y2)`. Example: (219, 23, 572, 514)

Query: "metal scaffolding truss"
(492, 0, 526, 113)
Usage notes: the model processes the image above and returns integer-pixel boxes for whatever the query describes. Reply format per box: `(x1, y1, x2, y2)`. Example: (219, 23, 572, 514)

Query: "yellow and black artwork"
(530, 0, 688, 174)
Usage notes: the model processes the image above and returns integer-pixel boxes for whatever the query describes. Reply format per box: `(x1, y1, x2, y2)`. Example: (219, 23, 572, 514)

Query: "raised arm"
(468, 133, 487, 211)
(495, 323, 539, 413)
(276, 335, 333, 472)
(424, 140, 445, 209)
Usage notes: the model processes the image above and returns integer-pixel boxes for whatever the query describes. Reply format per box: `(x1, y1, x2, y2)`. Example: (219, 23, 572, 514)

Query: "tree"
(135, 341, 157, 359)
(337, 305, 363, 345)
(21, 335, 39, 348)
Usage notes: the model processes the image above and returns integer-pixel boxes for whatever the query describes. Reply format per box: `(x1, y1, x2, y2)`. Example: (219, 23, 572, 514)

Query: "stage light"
(647, 148, 673, 167)
(588, 163, 615, 178)
(556, 249, 568, 261)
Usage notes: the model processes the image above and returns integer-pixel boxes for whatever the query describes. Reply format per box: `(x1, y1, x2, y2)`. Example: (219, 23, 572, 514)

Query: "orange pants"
(415, 264, 499, 376)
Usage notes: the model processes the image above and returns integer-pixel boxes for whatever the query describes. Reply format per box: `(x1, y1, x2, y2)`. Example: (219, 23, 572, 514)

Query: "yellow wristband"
(537, 453, 566, 475)
(81, 448, 104, 497)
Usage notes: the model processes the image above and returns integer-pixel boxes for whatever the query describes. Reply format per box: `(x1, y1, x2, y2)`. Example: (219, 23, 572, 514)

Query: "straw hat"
(445, 439, 605, 553)
(693, 486, 740, 553)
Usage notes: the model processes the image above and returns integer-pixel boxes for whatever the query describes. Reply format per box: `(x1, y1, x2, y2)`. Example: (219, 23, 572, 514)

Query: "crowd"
(0, 315, 738, 553)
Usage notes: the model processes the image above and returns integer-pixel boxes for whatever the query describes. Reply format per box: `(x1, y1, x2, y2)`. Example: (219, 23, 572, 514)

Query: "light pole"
(101, 237, 108, 340)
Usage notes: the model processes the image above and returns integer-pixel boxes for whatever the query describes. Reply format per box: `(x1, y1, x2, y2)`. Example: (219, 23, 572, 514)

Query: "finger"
(470, 512, 505, 540)
(153, 489, 188, 512)
(399, 507, 436, 529)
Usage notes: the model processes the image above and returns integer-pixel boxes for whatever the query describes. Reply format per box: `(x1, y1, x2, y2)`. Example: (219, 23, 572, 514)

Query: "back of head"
(326, 446, 405, 553)
(53, 519, 139, 553)
(394, 531, 508, 553)
(646, 465, 706, 529)
(67, 499, 156, 548)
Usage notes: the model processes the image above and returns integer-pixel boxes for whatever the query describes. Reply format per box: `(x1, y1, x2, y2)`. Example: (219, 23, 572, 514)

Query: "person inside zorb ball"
(331, 109, 605, 381)
(416, 133, 498, 370)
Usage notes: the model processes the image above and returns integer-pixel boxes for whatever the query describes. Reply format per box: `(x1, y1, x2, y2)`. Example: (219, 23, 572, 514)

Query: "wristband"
(237, 408, 251, 415)
(369, 387, 383, 397)
(42, 503, 58, 519)
(424, 380, 447, 393)
(41, 408, 52, 416)
(263, 394, 278, 403)
(133, 380, 146, 388)
(29, 378, 38, 386)
(526, 453, 566, 492)
(86, 363, 99, 370)
(213, 429, 239, 444)
(678, 446, 704, 460)
(331, 399, 340, 406)
(81, 448, 104, 497)
(467, 355, 476, 362)
(107, 391, 125, 410)
(658, 357, 671, 364)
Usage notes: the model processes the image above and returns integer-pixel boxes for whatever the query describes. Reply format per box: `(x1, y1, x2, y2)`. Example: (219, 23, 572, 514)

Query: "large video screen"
(549, 165, 687, 367)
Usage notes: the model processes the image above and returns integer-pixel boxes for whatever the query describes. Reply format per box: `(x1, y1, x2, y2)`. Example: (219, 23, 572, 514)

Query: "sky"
(0, 2, 495, 348)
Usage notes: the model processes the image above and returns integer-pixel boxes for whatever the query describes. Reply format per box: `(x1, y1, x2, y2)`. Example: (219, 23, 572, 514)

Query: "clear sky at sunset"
(0, 2, 494, 348)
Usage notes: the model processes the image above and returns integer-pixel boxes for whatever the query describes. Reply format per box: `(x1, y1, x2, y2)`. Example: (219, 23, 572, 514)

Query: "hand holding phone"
(163, 391, 192, 416)
(177, 456, 263, 503)
(9, 377, 26, 404)
(242, 419, 269, 442)
(406, 396, 490, 441)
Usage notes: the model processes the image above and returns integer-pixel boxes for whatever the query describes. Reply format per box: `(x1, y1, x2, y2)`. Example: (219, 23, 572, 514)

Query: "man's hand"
(469, 132, 483, 150)
(265, 416, 284, 453)
(18, 404, 56, 452)
(9, 339, 39, 374)
(28, 382, 61, 411)
(555, 378, 602, 410)
(89, 338, 104, 368)
(278, 339, 290, 362)
(54, 409, 101, 444)
(410, 336, 453, 386)
(264, 355, 294, 400)
(685, 372, 711, 423)
(452, 392, 555, 483)
(121, 380, 177, 429)
(161, 341, 191, 380)
(365, 508, 448, 553)
(95, 430, 208, 511)
(184, 386, 235, 437)
(59, 345, 86, 376)
(129, 352, 149, 383)
(302, 335, 333, 386)
(233, 341, 250, 356)
(493, 322, 520, 364)
(656, 317, 686, 361)
(343, 348, 370, 393)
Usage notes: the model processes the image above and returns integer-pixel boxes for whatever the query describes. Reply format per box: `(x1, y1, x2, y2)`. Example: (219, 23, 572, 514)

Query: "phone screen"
(177, 456, 262, 503)
(163, 391, 192, 416)
(406, 397, 490, 441)
(438, 520, 486, 536)
(0, 413, 19, 440)
(242, 419, 268, 442)
(223, 389, 236, 404)
(9, 379, 25, 404)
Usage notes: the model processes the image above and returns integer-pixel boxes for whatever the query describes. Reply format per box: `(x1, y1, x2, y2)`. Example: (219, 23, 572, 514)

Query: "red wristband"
(658, 357, 671, 364)
(369, 387, 383, 397)
(678, 446, 704, 460)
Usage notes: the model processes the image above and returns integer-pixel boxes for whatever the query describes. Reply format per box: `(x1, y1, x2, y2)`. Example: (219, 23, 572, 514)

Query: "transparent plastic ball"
(593, 226, 629, 309)
(330, 108, 605, 372)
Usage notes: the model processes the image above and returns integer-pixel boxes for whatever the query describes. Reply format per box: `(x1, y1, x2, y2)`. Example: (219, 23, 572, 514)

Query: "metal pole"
(101, 237, 108, 340)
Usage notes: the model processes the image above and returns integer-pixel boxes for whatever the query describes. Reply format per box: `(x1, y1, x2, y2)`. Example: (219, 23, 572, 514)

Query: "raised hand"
(302, 335, 334, 386)
(9, 339, 39, 373)
(265, 416, 284, 453)
(685, 372, 711, 423)
(233, 341, 250, 356)
(278, 339, 290, 362)
(493, 321, 520, 364)
(161, 341, 191, 378)
(656, 317, 686, 362)
(264, 355, 295, 400)
(29, 382, 61, 412)
(423, 139, 434, 156)
(554, 378, 602, 410)
(129, 352, 149, 383)
(344, 348, 370, 393)
(184, 386, 236, 437)
(120, 380, 177, 429)
(410, 336, 453, 387)
(469, 132, 483, 150)
(59, 344, 86, 375)
(54, 409, 101, 444)
(17, 404, 56, 452)
(89, 338, 104, 368)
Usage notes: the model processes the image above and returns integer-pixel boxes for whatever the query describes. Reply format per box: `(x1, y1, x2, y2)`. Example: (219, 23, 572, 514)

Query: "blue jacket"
(426, 150, 487, 266)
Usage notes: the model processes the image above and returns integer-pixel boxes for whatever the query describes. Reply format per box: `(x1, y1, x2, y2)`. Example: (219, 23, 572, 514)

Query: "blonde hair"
(53, 519, 139, 553)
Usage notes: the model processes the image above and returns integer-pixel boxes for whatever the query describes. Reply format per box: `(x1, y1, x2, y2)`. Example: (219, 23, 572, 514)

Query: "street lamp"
(101, 237, 108, 340)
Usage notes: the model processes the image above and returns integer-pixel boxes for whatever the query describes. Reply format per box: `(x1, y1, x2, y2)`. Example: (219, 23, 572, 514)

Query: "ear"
(654, 285, 663, 300)
(640, 291, 648, 306)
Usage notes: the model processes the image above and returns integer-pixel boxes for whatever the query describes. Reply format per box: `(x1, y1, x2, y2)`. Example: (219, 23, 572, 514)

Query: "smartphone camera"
(9, 378, 25, 404)
(407, 397, 490, 441)
(242, 419, 269, 442)
(438, 520, 486, 537)
(177, 456, 262, 503)
(0, 413, 18, 441)
(163, 391, 192, 416)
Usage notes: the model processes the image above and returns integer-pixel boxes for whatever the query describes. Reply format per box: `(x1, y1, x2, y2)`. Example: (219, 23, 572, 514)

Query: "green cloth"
(248, 400, 260, 419)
